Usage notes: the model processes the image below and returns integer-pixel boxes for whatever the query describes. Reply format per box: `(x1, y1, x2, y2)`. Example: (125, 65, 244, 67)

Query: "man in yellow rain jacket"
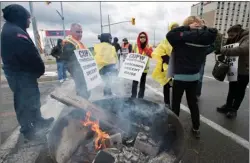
(94, 33, 118, 96)
(131, 32, 153, 99)
(152, 22, 179, 107)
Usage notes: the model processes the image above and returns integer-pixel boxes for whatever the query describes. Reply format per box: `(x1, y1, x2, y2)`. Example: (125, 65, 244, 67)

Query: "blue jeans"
(4, 71, 41, 134)
(57, 60, 67, 80)
(197, 63, 205, 96)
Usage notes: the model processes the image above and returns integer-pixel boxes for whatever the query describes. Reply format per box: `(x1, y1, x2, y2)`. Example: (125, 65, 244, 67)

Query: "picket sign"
(118, 53, 149, 82)
(74, 49, 103, 91)
(223, 43, 239, 82)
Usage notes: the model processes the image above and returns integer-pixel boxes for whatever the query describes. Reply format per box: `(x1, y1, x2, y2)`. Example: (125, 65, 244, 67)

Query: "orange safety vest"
(121, 43, 129, 55)
(63, 35, 86, 50)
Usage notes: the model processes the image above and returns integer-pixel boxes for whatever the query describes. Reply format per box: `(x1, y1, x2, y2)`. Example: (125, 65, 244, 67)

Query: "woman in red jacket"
(131, 32, 153, 99)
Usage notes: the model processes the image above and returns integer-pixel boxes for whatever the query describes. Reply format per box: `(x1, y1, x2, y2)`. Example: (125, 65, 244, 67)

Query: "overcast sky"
(1, 1, 197, 47)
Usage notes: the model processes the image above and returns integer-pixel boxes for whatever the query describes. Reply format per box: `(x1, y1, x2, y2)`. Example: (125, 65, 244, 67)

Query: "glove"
(214, 49, 221, 55)
(161, 55, 169, 64)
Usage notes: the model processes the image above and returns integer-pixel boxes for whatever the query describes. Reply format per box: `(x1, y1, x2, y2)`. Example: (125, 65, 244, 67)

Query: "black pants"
(5, 71, 42, 134)
(163, 83, 171, 105)
(132, 73, 147, 98)
(172, 80, 200, 130)
(226, 74, 249, 111)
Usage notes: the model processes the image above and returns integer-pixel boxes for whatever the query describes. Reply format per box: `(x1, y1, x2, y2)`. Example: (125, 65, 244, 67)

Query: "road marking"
(204, 75, 249, 89)
(146, 84, 250, 150)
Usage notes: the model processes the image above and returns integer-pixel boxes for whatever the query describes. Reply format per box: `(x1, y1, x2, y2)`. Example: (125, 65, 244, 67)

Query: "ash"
(104, 146, 150, 163)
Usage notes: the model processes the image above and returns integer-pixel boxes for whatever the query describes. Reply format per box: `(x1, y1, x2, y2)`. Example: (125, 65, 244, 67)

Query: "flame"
(81, 111, 110, 150)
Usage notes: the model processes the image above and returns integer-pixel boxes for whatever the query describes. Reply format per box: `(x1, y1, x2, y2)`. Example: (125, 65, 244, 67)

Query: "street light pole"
(154, 30, 155, 47)
(100, 2, 103, 33)
(60, 2, 66, 38)
(108, 14, 111, 34)
(29, 2, 40, 49)
(0, 1, 2, 93)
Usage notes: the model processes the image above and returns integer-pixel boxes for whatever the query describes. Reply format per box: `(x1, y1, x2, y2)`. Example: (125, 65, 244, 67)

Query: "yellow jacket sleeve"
(152, 39, 172, 62)
(151, 39, 173, 86)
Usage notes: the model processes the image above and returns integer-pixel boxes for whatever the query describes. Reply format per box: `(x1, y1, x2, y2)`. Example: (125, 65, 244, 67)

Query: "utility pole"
(60, 2, 65, 38)
(153, 30, 155, 47)
(108, 14, 111, 34)
(0, 1, 2, 92)
(29, 2, 39, 48)
(100, 2, 103, 33)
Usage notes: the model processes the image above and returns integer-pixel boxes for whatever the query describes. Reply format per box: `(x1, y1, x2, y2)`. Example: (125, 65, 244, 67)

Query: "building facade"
(191, 1, 249, 35)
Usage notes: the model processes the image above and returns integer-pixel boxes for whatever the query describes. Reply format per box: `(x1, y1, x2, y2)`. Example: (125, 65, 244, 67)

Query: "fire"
(81, 111, 110, 150)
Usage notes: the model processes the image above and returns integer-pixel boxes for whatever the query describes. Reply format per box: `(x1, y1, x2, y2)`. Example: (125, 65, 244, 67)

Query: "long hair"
(183, 16, 202, 26)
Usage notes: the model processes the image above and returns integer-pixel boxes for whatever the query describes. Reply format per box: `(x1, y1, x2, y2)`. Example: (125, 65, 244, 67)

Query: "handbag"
(212, 54, 229, 82)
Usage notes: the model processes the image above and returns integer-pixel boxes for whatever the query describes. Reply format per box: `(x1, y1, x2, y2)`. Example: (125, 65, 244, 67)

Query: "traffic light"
(131, 18, 135, 25)
(45, 1, 52, 5)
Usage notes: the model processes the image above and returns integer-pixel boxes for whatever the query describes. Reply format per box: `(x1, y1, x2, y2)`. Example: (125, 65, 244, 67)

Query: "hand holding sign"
(222, 43, 239, 82)
(118, 53, 149, 82)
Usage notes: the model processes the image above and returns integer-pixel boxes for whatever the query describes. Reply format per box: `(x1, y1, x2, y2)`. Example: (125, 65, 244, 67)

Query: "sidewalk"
(1, 64, 58, 85)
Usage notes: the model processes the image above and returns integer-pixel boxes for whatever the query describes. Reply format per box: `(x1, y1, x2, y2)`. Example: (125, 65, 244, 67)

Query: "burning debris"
(49, 93, 184, 163)
(81, 111, 110, 150)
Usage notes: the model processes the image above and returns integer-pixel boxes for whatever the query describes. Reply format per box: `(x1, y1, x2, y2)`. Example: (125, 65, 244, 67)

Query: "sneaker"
(59, 79, 64, 83)
(191, 128, 200, 139)
(64, 78, 69, 81)
(226, 111, 237, 119)
(217, 104, 230, 113)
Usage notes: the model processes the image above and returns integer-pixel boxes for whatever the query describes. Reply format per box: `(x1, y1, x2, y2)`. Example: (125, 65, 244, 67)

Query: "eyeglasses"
(140, 36, 146, 39)
(76, 31, 82, 34)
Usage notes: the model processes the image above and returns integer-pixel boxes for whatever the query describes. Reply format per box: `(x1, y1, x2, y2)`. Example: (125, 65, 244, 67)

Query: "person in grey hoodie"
(217, 24, 249, 119)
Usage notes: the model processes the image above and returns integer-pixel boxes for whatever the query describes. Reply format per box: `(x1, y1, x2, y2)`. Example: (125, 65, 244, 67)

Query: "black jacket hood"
(113, 37, 118, 43)
(2, 4, 30, 31)
(57, 39, 63, 48)
(100, 33, 112, 44)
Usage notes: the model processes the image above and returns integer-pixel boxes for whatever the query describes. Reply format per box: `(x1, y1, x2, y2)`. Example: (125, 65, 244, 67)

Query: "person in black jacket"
(1, 4, 54, 140)
(51, 39, 68, 83)
(112, 37, 121, 67)
(166, 16, 217, 138)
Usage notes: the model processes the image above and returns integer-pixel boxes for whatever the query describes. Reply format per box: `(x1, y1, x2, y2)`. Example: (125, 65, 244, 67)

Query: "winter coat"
(166, 26, 218, 75)
(221, 30, 249, 75)
(132, 32, 153, 73)
(94, 33, 117, 70)
(151, 22, 178, 86)
(1, 4, 45, 78)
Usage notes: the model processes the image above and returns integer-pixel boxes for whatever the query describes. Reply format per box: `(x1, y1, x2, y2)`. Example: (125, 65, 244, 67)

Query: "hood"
(100, 33, 112, 44)
(168, 22, 179, 31)
(57, 39, 63, 47)
(240, 29, 249, 38)
(137, 32, 148, 52)
(113, 37, 118, 43)
(2, 4, 30, 31)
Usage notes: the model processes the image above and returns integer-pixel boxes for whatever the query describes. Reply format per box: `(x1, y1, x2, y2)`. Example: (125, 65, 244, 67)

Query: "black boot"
(34, 117, 54, 130)
(226, 111, 237, 119)
(217, 104, 230, 113)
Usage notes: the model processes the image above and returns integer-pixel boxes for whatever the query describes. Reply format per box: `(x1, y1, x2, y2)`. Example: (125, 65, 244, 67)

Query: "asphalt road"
(0, 81, 59, 144)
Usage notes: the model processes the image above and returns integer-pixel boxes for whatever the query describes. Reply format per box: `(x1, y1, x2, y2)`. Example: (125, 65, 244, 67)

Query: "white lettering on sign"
(223, 43, 239, 82)
(118, 53, 149, 82)
(74, 49, 103, 91)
